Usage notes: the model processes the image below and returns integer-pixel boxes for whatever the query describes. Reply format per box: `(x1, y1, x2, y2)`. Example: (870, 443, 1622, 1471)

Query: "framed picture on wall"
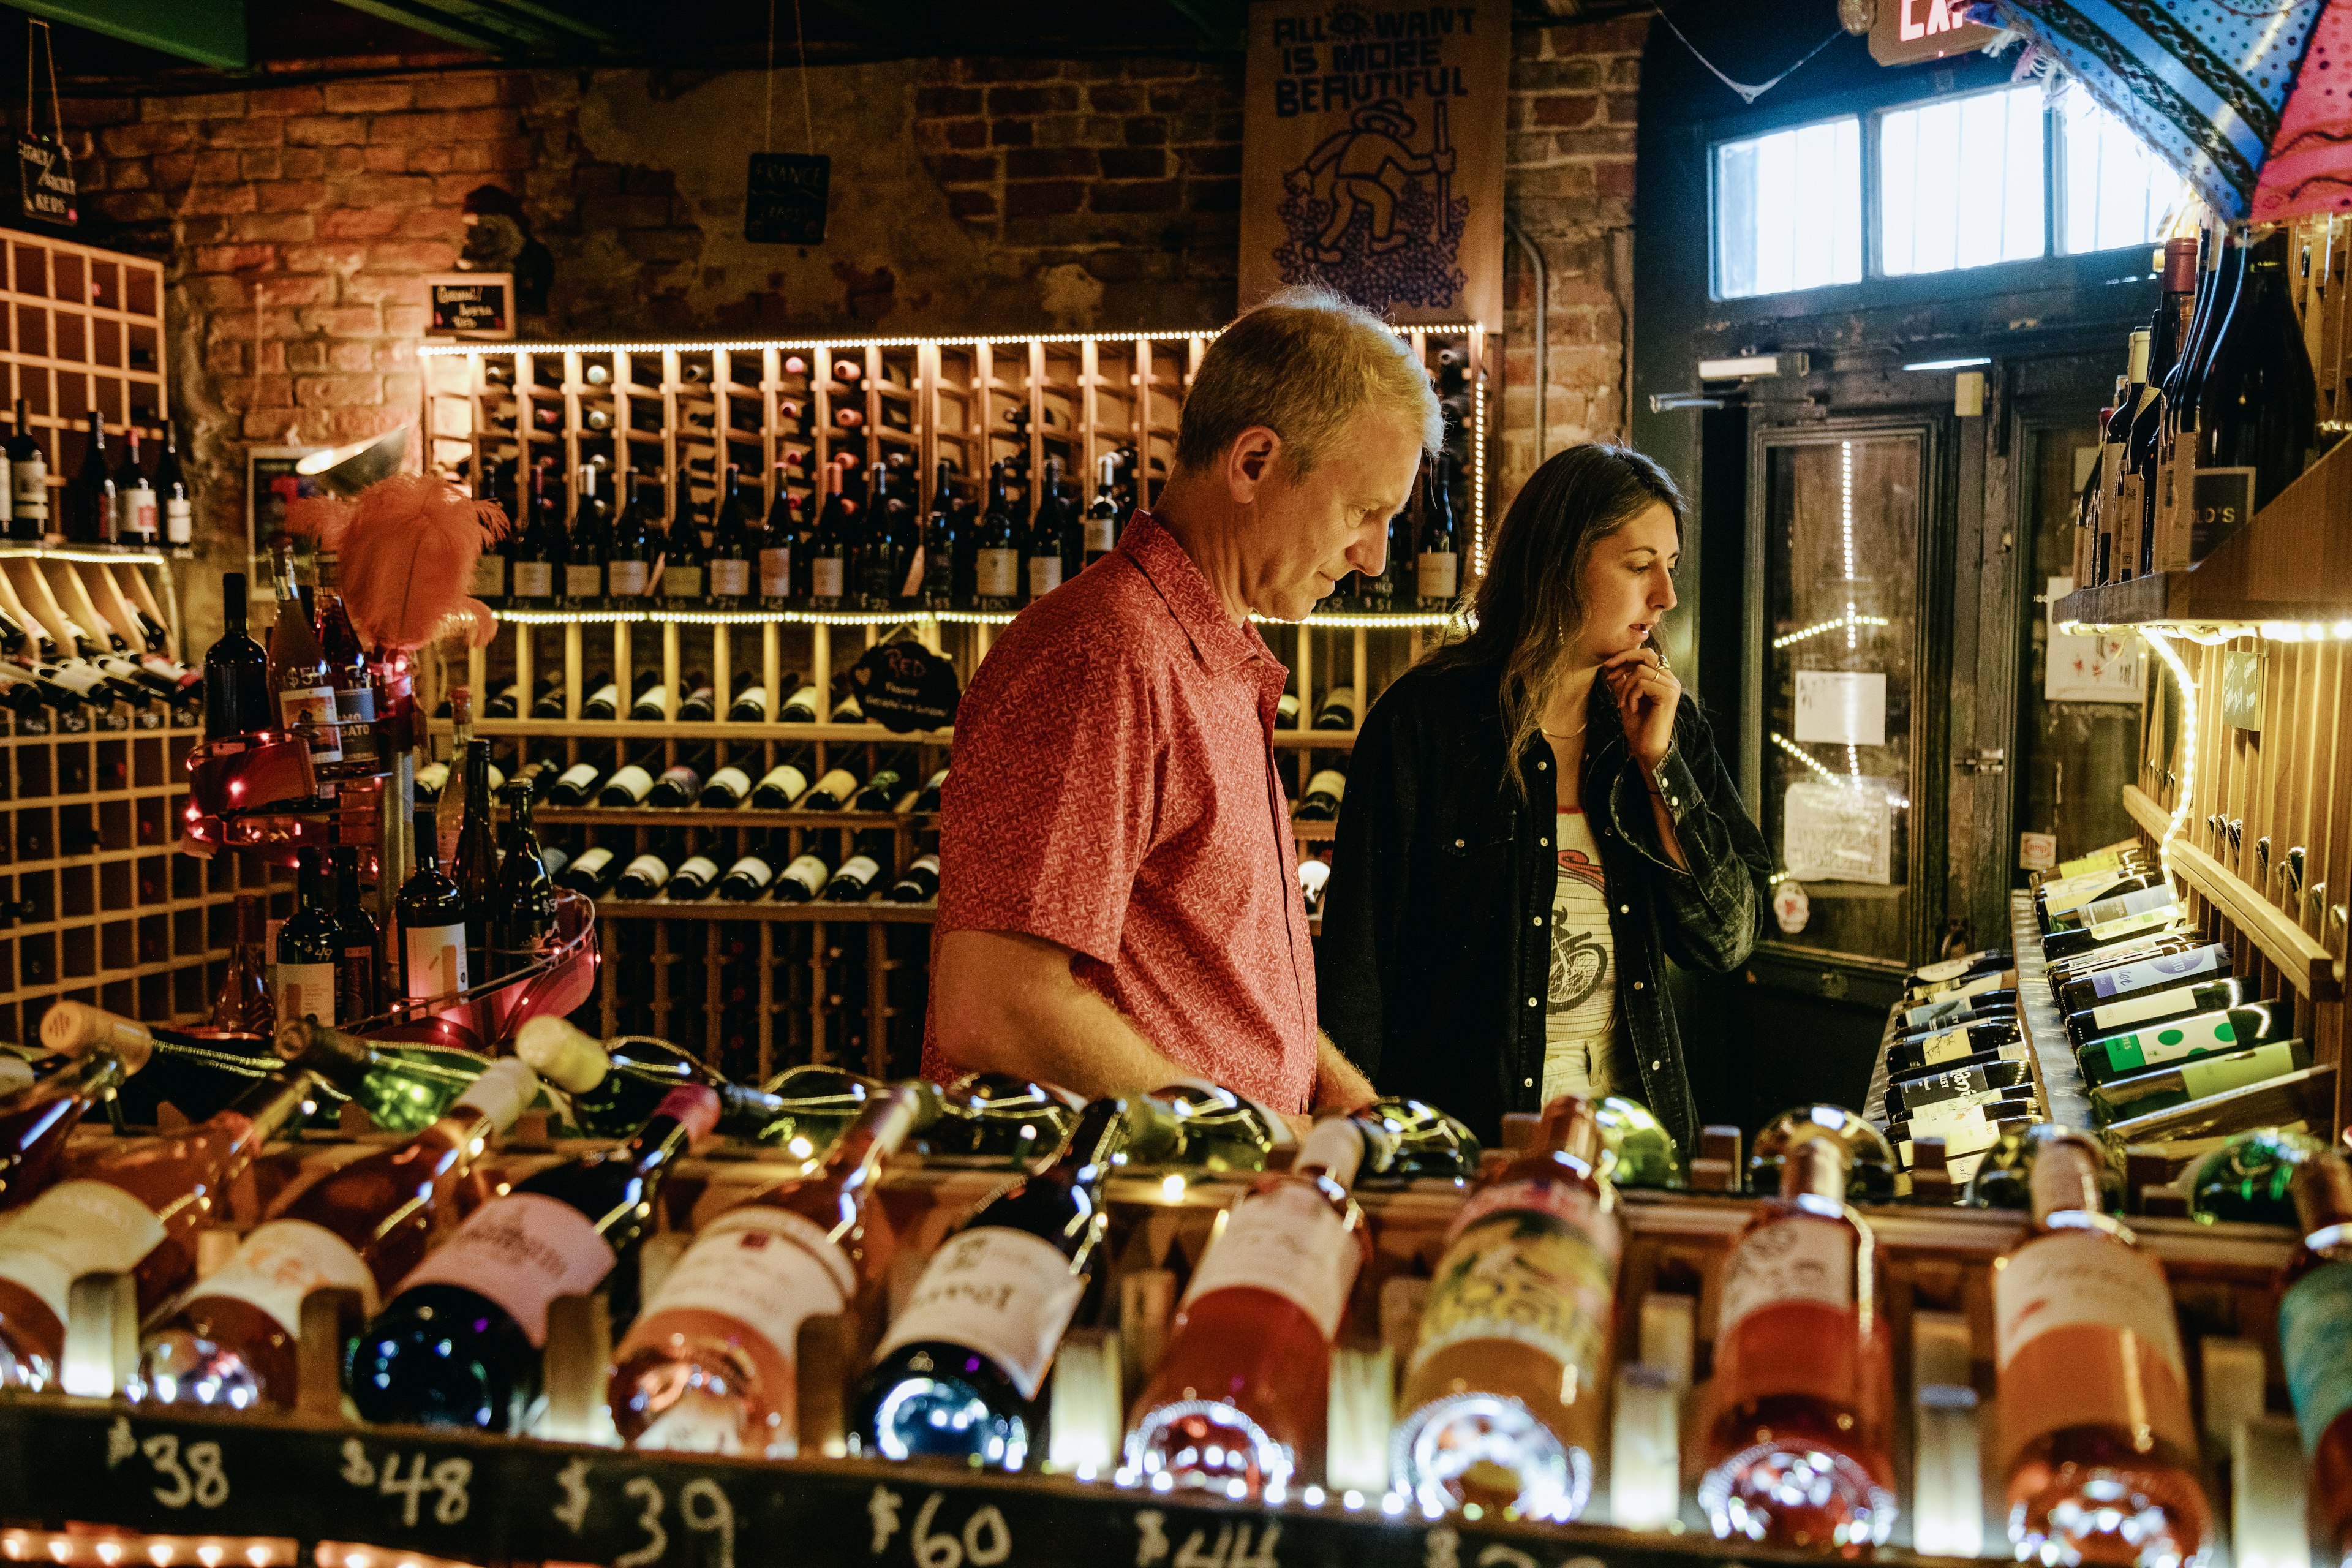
(247, 444, 325, 570)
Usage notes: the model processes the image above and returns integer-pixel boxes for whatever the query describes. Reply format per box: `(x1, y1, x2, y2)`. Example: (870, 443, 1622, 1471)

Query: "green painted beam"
(2, 0, 247, 70)
(328, 0, 616, 56)
(1164, 0, 1243, 51)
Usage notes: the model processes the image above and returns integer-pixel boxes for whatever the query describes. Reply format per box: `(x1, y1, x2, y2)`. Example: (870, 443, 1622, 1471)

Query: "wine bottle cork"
(451, 1057, 542, 1133)
(514, 1014, 610, 1094)
(40, 1000, 156, 1072)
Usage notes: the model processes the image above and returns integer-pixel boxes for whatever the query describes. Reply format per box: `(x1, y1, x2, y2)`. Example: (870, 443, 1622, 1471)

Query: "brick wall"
(61, 26, 1643, 639)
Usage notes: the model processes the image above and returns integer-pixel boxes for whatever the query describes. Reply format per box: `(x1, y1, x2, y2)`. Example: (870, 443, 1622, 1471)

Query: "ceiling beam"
(3, 0, 247, 70)
(326, 0, 615, 57)
(1164, 0, 1243, 52)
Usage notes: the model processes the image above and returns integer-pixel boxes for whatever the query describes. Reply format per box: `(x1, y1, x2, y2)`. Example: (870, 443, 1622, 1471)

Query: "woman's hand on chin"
(1600, 646, 1682, 777)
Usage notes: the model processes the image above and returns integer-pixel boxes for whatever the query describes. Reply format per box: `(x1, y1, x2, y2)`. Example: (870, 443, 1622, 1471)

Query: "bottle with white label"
(852, 1095, 1167, 1471)
(544, 758, 606, 807)
(396, 810, 470, 1009)
(665, 850, 722, 901)
(0, 1060, 317, 1390)
(7, 397, 46, 542)
(765, 848, 829, 905)
(611, 1084, 928, 1455)
(1294, 766, 1347, 822)
(799, 764, 859, 812)
(274, 847, 339, 1027)
(1696, 1106, 1898, 1547)
(699, 756, 755, 809)
(597, 750, 660, 807)
(614, 839, 678, 900)
(2076, 1000, 2290, 1086)
(134, 1058, 541, 1411)
(346, 1084, 719, 1433)
(1992, 1128, 2210, 1563)
(821, 850, 882, 902)
(554, 843, 619, 899)
(889, 852, 940, 903)
(1123, 1114, 1382, 1496)
(973, 460, 1020, 611)
(750, 761, 810, 809)
(1415, 449, 1459, 609)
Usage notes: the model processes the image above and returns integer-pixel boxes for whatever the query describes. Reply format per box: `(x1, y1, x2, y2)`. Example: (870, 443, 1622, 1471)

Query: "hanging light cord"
(1649, 4, 1844, 106)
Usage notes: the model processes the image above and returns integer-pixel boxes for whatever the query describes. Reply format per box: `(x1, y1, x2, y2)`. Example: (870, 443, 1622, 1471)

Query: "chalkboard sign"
(745, 153, 831, 244)
(850, 639, 959, 733)
(17, 134, 74, 227)
(423, 272, 515, 339)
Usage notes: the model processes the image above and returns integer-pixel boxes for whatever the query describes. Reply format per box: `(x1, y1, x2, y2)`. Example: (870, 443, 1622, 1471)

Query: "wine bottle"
(767, 849, 829, 904)
(665, 849, 721, 900)
(750, 761, 810, 809)
(661, 477, 707, 603)
(452, 740, 500, 974)
(562, 463, 609, 609)
(1415, 452, 1459, 610)
(2088, 1038, 2309, 1127)
(491, 782, 556, 974)
(800, 764, 858, 811)
(821, 850, 882, 903)
(606, 470, 655, 604)
(398, 810, 471, 1009)
(159, 420, 192, 547)
(760, 464, 797, 609)
(608, 836, 672, 899)
(211, 894, 273, 1035)
(2044, 883, 2177, 937)
(545, 758, 605, 807)
(1697, 1109, 1897, 1546)
(889, 853, 940, 902)
(921, 461, 962, 610)
(266, 543, 341, 765)
(1313, 686, 1358, 731)
(2165, 223, 2227, 443)
(1123, 1114, 1381, 1496)
(1084, 454, 1120, 567)
(555, 843, 620, 898)
(0, 1061, 318, 1390)
(506, 464, 558, 606)
(66, 412, 116, 546)
(914, 766, 949, 812)
(2104, 329, 2152, 579)
(2282, 1150, 2352, 1561)
(1294, 767, 1346, 821)
(717, 836, 789, 902)
(1994, 1129, 2209, 1562)
(345, 1085, 718, 1432)
(851, 1096, 1161, 1470)
(1395, 1095, 1618, 1522)
(851, 767, 903, 812)
(724, 671, 769, 723)
(1024, 457, 1068, 604)
(610, 1084, 928, 1454)
(707, 465, 753, 606)
(2077, 1000, 2290, 1086)
(2064, 974, 2248, 1048)
(582, 670, 659, 723)
(133, 1058, 541, 1411)
(599, 748, 660, 806)
(0, 1016, 153, 1210)
(807, 464, 849, 608)
(1884, 1016, 2020, 1076)
(630, 674, 674, 723)
(115, 427, 156, 548)
(7, 398, 46, 543)
(202, 572, 271, 741)
(2053, 941, 2231, 1017)
(781, 682, 820, 722)
(275, 848, 340, 1026)
(973, 461, 1020, 612)
(434, 687, 477, 869)
(513, 1017, 804, 1143)
(2041, 905, 2187, 962)
(2190, 225, 2316, 560)
(647, 746, 712, 808)
(2132, 236, 2198, 576)
(331, 846, 380, 1025)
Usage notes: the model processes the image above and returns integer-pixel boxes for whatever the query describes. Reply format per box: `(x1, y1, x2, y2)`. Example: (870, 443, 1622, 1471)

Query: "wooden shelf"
(442, 718, 954, 745)
(595, 896, 936, 924)
(2122, 783, 2339, 999)
(537, 806, 932, 829)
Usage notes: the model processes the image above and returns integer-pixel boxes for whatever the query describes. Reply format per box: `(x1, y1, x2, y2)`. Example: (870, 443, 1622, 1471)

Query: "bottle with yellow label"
(1392, 1095, 1618, 1523)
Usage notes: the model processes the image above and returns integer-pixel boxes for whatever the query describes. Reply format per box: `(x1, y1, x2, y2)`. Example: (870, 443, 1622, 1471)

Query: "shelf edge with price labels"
(6, 1395, 1897, 1568)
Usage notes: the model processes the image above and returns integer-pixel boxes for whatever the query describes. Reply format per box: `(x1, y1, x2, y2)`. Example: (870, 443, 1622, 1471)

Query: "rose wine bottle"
(1697, 1106, 1899, 1549)
(2281, 1147, 2352, 1560)
(514, 1015, 809, 1144)
(0, 1011, 160, 1210)
(1123, 1114, 1381, 1497)
(1393, 1094, 1619, 1523)
(1994, 1128, 2209, 1564)
(850, 1096, 1173, 1471)
(0, 1063, 317, 1390)
(346, 1084, 719, 1433)
(134, 1058, 541, 1410)
(608, 1084, 928, 1455)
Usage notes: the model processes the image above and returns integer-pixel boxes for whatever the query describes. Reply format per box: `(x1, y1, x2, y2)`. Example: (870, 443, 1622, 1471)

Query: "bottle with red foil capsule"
(1697, 1106, 1899, 1551)
(2279, 1145, 2352, 1560)
(347, 1084, 719, 1432)
(0, 1002, 160, 1211)
(608, 1083, 930, 1455)
(0, 1060, 317, 1390)
(1392, 1094, 1619, 1522)
(1122, 1113, 1386, 1498)
(1994, 1126, 2209, 1564)
(132, 1057, 541, 1411)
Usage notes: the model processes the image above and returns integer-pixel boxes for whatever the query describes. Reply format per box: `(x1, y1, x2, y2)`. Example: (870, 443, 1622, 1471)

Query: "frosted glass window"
(1713, 117, 1863, 300)
(1879, 84, 2046, 276)
(2056, 83, 2192, 254)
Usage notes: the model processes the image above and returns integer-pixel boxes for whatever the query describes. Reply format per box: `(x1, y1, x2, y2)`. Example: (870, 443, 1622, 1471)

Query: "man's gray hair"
(1174, 286, 1444, 478)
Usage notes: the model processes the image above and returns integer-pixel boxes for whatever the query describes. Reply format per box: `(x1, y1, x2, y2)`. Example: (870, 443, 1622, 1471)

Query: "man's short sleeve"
(934, 637, 1157, 967)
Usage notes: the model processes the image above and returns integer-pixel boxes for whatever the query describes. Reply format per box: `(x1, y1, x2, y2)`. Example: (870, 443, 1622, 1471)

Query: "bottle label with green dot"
(2090, 1011, 2241, 1076)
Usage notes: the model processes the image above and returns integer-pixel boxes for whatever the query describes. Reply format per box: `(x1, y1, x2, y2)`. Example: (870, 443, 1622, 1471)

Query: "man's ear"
(1224, 426, 1283, 503)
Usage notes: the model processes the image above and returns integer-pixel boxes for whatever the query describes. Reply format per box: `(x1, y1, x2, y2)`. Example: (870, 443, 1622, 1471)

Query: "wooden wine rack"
(419, 325, 1491, 1082)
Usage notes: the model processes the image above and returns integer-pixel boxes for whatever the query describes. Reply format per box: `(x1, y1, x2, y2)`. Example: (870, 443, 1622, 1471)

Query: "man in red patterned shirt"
(924, 288, 1439, 1130)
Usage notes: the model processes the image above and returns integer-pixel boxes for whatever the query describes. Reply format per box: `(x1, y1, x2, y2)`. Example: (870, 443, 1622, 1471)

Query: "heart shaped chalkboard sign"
(850, 639, 960, 733)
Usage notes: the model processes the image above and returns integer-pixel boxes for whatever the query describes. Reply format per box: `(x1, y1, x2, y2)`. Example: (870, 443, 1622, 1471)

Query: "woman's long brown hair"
(1425, 443, 1686, 799)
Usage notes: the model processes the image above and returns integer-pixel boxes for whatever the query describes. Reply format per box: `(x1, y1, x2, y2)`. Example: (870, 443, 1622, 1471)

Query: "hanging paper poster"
(1793, 671, 1888, 747)
(1782, 779, 1893, 886)
(2043, 576, 2144, 703)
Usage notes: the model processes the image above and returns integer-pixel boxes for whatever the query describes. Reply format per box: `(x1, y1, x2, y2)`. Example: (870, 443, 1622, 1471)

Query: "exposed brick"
(620, 229, 698, 262)
(322, 80, 414, 114)
(99, 122, 194, 159)
(365, 240, 459, 271)
(1595, 159, 1635, 197)
(961, 58, 1065, 83)
(1098, 147, 1166, 180)
(248, 86, 325, 116)
(331, 174, 434, 207)
(283, 339, 330, 372)
(1093, 179, 1182, 214)
(180, 182, 258, 215)
(382, 305, 432, 336)
(240, 149, 284, 180)
(371, 107, 516, 143)
(915, 86, 983, 118)
(227, 213, 316, 243)
(1605, 93, 1638, 123)
(256, 180, 329, 213)
(1124, 116, 1169, 145)
(281, 242, 370, 273)
(342, 273, 428, 306)
(191, 149, 242, 183)
(929, 153, 998, 184)
(329, 341, 378, 371)
(1086, 83, 1145, 114)
(143, 91, 247, 122)
(411, 75, 502, 110)
(202, 117, 284, 148)
(946, 189, 997, 221)
(317, 207, 403, 241)
(1529, 94, 1600, 129)
(990, 119, 1034, 146)
(285, 116, 367, 148)
(1005, 146, 1094, 181)
(940, 118, 988, 150)
(1003, 179, 1084, 217)
(375, 339, 418, 369)
(183, 276, 256, 311)
(293, 374, 382, 407)
(94, 191, 167, 224)
(398, 205, 466, 237)
(986, 85, 1080, 116)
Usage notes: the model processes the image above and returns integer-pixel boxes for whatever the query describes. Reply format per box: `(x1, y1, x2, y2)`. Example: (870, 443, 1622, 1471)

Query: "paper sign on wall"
(1783, 779, 1893, 886)
(1793, 671, 1888, 747)
(2043, 575, 2143, 703)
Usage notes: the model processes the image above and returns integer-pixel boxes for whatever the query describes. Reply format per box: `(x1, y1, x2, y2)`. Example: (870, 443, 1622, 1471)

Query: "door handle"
(1954, 748, 2007, 775)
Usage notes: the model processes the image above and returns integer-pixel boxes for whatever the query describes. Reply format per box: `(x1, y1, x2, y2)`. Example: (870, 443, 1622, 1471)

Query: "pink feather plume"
(330, 473, 510, 652)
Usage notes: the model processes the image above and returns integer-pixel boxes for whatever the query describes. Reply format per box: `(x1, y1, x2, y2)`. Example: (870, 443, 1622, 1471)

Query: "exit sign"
(1869, 0, 1998, 66)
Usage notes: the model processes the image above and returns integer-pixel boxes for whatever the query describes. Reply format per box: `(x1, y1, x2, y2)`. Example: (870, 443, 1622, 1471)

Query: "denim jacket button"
(1651, 1059, 1662, 1071)
(1632, 980, 1644, 990)
(1532, 916, 1543, 927)
(1527, 997, 1540, 1007)
(1523, 1077, 1534, 1088)
(1539, 836, 1549, 846)
(1618, 904, 1630, 914)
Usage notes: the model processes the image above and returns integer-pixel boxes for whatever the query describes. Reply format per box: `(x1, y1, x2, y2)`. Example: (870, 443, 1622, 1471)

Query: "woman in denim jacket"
(1317, 444, 1772, 1153)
